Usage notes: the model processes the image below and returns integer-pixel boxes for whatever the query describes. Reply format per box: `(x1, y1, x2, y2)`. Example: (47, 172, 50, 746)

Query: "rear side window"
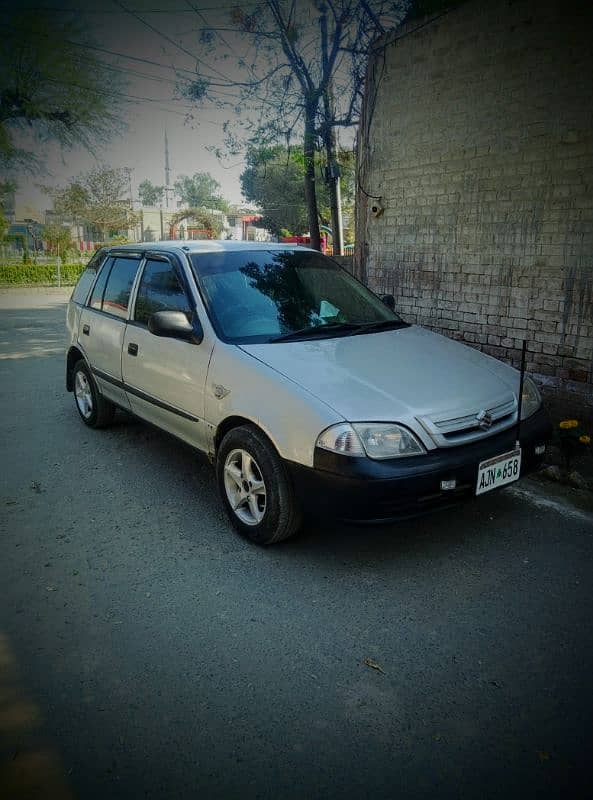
(72, 268, 97, 305)
(134, 259, 191, 326)
(92, 257, 141, 319)
(89, 258, 113, 310)
(89, 258, 113, 311)
(71, 249, 110, 305)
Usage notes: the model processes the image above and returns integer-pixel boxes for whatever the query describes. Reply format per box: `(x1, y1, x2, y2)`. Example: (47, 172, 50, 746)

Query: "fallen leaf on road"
(537, 751, 552, 762)
(364, 657, 386, 674)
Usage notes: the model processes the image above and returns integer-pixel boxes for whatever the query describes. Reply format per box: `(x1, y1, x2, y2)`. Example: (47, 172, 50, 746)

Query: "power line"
(111, 0, 241, 86)
(17, 4, 249, 12)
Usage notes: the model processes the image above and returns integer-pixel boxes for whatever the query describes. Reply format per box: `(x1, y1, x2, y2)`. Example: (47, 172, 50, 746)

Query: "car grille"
(417, 395, 517, 447)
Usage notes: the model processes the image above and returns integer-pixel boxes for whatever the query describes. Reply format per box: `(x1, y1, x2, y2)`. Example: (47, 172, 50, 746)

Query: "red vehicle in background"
(280, 234, 331, 255)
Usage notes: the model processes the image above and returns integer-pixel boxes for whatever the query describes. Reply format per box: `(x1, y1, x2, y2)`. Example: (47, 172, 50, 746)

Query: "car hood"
(239, 325, 519, 423)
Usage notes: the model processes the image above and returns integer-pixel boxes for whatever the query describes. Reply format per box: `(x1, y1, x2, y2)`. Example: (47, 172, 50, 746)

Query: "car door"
(78, 254, 144, 410)
(121, 253, 214, 450)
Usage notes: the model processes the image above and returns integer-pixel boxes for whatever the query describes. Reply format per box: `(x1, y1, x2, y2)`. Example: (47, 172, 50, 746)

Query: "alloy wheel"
(223, 448, 267, 526)
(74, 370, 93, 419)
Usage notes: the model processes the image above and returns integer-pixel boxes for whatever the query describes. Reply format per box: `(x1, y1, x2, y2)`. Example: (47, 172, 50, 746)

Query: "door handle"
(128, 343, 139, 356)
(82, 324, 90, 335)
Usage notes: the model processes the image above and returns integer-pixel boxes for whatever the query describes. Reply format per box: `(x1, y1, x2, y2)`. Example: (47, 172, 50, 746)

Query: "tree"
(240, 144, 355, 239)
(0, 10, 125, 170)
(0, 179, 14, 242)
(43, 224, 76, 258)
(0, 209, 8, 243)
(181, 1, 409, 250)
(241, 147, 310, 236)
(169, 208, 222, 239)
(138, 180, 165, 207)
(173, 172, 229, 212)
(44, 168, 139, 242)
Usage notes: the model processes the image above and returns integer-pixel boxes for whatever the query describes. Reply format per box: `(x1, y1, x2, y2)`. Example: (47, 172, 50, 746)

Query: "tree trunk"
(303, 105, 321, 251)
(321, 88, 344, 257)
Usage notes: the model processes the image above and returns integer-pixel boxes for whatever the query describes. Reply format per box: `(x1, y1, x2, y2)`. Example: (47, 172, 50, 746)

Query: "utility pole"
(164, 130, 172, 210)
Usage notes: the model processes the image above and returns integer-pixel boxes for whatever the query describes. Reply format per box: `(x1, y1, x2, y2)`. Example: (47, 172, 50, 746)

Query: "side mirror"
(381, 294, 395, 311)
(148, 311, 203, 345)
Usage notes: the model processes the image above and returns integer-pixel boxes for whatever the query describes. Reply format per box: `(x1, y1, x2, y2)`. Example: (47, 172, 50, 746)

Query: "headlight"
(316, 422, 425, 459)
(520, 376, 541, 420)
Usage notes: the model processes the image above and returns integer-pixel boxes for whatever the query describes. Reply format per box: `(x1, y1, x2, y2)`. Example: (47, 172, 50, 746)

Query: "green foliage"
(240, 145, 354, 236)
(0, 262, 85, 285)
(173, 172, 230, 212)
(0, 209, 8, 242)
(0, 10, 125, 170)
(241, 147, 309, 235)
(169, 209, 223, 237)
(43, 168, 139, 240)
(138, 180, 165, 207)
(0, 180, 16, 212)
(44, 224, 75, 257)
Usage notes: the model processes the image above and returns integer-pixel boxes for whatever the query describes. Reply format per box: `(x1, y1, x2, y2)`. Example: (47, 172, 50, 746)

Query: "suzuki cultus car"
(66, 242, 551, 544)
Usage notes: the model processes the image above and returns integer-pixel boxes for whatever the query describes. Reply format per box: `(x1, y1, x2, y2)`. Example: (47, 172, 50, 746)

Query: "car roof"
(107, 240, 314, 255)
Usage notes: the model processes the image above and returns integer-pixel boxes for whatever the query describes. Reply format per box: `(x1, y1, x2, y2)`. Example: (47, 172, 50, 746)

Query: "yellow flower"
(579, 434, 591, 445)
(559, 419, 579, 429)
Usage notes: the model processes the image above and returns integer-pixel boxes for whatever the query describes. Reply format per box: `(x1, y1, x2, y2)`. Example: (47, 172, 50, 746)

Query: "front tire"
(73, 359, 115, 428)
(216, 425, 302, 545)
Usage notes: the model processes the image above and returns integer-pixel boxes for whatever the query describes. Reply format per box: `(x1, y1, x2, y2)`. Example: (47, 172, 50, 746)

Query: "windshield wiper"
(269, 319, 408, 343)
(269, 322, 363, 343)
(353, 319, 409, 333)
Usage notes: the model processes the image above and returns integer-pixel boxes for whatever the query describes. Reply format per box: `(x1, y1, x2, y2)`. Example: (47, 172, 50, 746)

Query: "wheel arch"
(214, 415, 279, 457)
(66, 346, 87, 392)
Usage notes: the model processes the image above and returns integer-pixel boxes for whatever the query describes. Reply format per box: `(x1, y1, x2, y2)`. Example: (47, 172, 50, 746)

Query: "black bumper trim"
(286, 407, 552, 522)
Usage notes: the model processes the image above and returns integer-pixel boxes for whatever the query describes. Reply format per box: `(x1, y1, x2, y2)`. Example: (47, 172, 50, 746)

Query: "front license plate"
(476, 448, 521, 495)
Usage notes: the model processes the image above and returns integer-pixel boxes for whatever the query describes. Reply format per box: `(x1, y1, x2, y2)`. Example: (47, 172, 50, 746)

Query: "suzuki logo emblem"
(477, 409, 493, 430)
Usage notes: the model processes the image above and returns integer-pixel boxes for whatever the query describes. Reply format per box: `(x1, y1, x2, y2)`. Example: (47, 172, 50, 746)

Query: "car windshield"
(190, 249, 406, 344)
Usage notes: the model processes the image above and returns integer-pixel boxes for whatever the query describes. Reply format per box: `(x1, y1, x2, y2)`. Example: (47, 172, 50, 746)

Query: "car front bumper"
(286, 407, 553, 522)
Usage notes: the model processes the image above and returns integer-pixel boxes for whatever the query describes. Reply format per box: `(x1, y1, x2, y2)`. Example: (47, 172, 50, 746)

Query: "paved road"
(1, 291, 592, 800)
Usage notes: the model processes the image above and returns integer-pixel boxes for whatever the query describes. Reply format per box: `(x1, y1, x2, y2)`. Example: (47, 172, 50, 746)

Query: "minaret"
(164, 130, 171, 209)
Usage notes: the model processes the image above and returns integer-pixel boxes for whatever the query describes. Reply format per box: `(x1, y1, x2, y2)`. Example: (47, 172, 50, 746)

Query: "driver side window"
(134, 259, 191, 326)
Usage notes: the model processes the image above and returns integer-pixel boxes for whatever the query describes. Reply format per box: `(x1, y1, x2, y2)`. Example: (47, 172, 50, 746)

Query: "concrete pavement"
(1, 291, 592, 799)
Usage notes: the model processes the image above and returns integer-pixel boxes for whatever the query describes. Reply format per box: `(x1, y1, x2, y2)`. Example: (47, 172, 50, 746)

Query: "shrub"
(0, 262, 86, 285)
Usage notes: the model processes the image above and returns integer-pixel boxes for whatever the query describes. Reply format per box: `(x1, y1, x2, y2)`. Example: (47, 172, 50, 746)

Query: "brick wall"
(356, 0, 593, 414)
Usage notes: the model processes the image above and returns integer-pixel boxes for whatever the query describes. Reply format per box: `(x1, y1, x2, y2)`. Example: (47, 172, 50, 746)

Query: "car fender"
(205, 342, 343, 467)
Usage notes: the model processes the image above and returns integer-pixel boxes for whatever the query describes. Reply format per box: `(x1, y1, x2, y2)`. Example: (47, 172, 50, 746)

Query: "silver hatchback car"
(66, 241, 552, 544)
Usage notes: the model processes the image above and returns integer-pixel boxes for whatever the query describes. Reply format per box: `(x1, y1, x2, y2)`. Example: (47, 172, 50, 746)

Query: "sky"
(9, 0, 270, 217)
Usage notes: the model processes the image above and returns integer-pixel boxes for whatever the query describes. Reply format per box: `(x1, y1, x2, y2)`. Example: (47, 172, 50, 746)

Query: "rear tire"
(216, 424, 302, 545)
(73, 359, 115, 428)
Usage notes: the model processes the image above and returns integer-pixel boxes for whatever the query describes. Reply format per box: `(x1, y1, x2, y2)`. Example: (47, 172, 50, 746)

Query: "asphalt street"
(1, 290, 592, 800)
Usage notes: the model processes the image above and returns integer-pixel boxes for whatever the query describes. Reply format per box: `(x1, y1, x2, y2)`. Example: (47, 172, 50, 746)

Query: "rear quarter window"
(71, 249, 109, 305)
(72, 268, 98, 305)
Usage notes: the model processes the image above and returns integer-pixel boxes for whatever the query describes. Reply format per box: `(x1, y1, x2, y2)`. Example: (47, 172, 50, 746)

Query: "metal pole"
(515, 339, 527, 448)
